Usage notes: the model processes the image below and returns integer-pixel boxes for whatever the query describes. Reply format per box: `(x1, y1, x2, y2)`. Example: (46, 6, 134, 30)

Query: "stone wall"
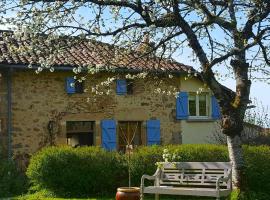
(10, 70, 182, 156)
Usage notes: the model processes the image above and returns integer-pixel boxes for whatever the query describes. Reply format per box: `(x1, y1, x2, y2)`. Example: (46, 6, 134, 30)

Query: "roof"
(0, 31, 195, 73)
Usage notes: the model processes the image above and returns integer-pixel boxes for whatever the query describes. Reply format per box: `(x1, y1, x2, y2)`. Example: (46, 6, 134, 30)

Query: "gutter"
(0, 63, 188, 75)
(7, 67, 12, 160)
(0, 64, 73, 71)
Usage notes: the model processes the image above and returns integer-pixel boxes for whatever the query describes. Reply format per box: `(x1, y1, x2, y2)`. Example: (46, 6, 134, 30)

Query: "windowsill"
(186, 117, 216, 122)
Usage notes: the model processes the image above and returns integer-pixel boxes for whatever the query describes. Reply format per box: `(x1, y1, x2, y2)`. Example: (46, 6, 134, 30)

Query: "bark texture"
(227, 135, 245, 189)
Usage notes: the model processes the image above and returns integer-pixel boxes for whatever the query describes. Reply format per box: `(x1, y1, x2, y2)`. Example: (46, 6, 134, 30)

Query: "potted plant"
(116, 122, 140, 200)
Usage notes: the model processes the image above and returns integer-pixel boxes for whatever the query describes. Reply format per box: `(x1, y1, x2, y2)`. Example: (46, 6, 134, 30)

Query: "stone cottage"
(0, 31, 221, 160)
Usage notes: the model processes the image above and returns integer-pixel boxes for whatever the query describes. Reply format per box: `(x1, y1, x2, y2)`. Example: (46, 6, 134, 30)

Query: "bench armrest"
(216, 170, 232, 191)
(140, 168, 161, 192)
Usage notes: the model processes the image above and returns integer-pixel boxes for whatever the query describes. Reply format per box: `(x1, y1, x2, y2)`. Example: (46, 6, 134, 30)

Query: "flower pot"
(116, 187, 140, 200)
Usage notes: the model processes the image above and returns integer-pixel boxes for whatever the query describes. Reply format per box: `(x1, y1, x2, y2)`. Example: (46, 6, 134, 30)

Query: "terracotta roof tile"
(0, 31, 196, 73)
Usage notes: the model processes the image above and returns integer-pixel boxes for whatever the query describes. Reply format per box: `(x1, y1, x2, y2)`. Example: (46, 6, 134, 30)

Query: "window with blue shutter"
(65, 77, 84, 94)
(176, 92, 189, 119)
(101, 120, 117, 151)
(116, 79, 127, 95)
(211, 96, 221, 119)
(65, 77, 76, 94)
(146, 120, 161, 145)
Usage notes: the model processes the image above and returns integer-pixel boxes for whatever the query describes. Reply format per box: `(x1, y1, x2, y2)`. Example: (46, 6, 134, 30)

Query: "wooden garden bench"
(140, 162, 232, 200)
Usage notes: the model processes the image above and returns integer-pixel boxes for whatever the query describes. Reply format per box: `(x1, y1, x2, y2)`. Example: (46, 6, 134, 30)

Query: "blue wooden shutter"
(65, 77, 76, 94)
(101, 120, 117, 151)
(176, 92, 189, 119)
(211, 96, 221, 119)
(146, 120, 161, 145)
(116, 79, 127, 95)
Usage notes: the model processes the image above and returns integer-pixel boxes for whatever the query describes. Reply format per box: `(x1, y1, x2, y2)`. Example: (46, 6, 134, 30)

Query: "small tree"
(1, 0, 270, 194)
(119, 122, 139, 188)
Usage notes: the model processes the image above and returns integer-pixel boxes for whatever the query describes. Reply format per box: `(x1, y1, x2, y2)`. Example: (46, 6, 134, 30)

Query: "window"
(188, 93, 209, 117)
(66, 77, 84, 94)
(74, 81, 84, 93)
(118, 121, 143, 152)
(116, 79, 133, 95)
(66, 121, 94, 147)
(126, 79, 134, 95)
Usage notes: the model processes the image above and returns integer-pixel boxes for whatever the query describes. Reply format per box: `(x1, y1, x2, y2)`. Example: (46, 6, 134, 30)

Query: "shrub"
(27, 145, 270, 199)
(244, 145, 270, 194)
(27, 146, 126, 197)
(129, 144, 229, 186)
(0, 159, 28, 197)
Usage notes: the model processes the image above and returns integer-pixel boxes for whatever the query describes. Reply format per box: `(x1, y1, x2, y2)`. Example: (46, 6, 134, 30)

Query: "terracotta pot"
(116, 187, 140, 200)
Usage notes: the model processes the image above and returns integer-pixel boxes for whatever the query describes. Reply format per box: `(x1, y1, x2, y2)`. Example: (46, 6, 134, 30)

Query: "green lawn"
(10, 190, 269, 200)
(13, 196, 114, 200)
(13, 194, 221, 200)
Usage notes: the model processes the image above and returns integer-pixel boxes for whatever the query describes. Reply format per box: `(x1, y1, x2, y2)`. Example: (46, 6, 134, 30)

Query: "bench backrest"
(158, 162, 231, 188)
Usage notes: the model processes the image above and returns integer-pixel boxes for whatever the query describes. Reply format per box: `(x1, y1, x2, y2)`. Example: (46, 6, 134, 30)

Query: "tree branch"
(44, 23, 147, 37)
(243, 2, 270, 39)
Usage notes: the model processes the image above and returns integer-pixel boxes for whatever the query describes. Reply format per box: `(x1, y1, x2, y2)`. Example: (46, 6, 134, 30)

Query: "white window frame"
(188, 93, 210, 119)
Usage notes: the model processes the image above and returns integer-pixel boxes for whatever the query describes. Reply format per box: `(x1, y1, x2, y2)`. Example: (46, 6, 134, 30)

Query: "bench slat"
(161, 162, 231, 170)
(160, 181, 227, 187)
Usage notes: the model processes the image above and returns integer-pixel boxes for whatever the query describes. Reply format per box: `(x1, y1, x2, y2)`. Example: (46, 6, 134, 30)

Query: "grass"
(12, 193, 223, 200)
(12, 191, 269, 200)
(13, 195, 114, 200)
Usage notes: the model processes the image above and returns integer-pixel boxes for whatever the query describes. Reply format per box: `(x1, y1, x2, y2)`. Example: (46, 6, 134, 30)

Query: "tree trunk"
(227, 134, 245, 190)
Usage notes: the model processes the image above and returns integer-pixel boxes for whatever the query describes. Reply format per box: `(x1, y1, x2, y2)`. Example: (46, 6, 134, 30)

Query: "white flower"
(37, 67, 43, 72)
(155, 88, 161, 94)
(77, 66, 82, 73)
(73, 68, 78, 74)
(125, 74, 132, 79)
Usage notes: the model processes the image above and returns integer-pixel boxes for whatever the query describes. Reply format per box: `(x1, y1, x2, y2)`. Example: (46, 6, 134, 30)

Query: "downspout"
(7, 68, 12, 160)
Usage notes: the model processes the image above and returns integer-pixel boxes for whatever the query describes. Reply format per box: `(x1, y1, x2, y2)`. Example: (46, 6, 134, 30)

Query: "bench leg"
(155, 194, 159, 200)
(140, 193, 143, 200)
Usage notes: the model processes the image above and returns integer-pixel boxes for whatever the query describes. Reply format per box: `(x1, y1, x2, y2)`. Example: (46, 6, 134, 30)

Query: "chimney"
(136, 32, 155, 55)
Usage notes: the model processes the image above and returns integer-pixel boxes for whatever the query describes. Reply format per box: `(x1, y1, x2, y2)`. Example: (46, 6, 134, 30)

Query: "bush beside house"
(25, 145, 270, 199)
(0, 159, 28, 198)
(26, 146, 125, 197)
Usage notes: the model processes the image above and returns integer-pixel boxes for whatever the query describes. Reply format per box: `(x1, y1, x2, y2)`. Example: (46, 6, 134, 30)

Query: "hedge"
(0, 159, 28, 198)
(26, 145, 270, 199)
